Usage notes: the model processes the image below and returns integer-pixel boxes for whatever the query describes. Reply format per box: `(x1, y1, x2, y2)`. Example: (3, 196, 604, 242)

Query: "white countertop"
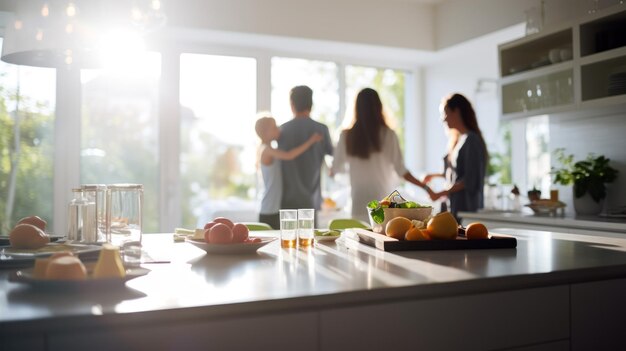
(459, 210, 626, 233)
(3, 229, 626, 333)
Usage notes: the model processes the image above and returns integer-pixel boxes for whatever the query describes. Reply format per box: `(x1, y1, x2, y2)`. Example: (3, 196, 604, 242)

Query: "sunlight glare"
(97, 29, 146, 72)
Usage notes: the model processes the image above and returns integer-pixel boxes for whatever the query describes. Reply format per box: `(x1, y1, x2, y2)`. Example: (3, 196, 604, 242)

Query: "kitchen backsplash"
(550, 111, 626, 215)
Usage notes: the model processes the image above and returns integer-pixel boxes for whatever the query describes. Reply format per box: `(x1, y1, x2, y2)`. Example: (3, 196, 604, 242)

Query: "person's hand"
(310, 133, 323, 143)
(425, 187, 435, 199)
(430, 191, 447, 201)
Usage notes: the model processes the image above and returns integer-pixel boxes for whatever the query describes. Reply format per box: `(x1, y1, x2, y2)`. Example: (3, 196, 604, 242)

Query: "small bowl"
(368, 207, 433, 234)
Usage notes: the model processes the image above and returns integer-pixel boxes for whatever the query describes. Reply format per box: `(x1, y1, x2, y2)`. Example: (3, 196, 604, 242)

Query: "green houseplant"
(551, 148, 618, 215)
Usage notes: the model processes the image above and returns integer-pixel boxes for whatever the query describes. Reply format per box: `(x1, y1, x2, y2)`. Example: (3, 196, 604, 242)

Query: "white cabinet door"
(320, 286, 569, 351)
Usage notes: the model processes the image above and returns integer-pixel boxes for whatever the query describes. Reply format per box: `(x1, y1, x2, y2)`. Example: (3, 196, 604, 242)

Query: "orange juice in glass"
(279, 209, 297, 248)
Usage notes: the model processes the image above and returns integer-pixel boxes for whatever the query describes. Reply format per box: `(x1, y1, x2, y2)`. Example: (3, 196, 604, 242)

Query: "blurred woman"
(423, 93, 488, 221)
(330, 88, 433, 222)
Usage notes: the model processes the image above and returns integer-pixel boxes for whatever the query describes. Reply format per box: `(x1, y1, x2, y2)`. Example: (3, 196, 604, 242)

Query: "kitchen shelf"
(500, 27, 573, 78)
(499, 6, 626, 120)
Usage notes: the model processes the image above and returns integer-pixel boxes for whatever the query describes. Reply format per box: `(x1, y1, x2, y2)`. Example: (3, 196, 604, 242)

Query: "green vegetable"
(370, 206, 385, 224)
(367, 200, 379, 209)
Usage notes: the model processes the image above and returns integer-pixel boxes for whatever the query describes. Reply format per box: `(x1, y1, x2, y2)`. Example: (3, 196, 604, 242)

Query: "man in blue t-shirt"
(278, 86, 333, 211)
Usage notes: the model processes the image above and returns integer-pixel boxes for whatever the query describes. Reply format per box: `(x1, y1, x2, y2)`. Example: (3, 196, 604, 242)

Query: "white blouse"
(330, 127, 407, 222)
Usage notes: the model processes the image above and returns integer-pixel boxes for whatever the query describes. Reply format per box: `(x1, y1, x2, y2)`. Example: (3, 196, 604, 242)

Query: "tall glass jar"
(67, 188, 97, 243)
(81, 184, 107, 243)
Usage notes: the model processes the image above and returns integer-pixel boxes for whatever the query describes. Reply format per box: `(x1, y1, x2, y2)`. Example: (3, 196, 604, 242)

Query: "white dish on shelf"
(186, 237, 276, 254)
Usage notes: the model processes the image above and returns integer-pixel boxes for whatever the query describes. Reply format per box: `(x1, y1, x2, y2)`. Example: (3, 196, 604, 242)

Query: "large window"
(179, 53, 257, 228)
(0, 39, 56, 233)
(271, 57, 339, 128)
(526, 115, 550, 195)
(81, 52, 161, 232)
(345, 65, 407, 149)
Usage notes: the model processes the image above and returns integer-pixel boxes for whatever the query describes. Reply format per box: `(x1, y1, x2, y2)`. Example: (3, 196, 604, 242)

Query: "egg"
(16, 215, 47, 231)
(208, 223, 233, 244)
(232, 223, 249, 243)
(9, 224, 50, 249)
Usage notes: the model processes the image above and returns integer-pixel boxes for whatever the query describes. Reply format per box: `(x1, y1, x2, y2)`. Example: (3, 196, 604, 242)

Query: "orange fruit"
(405, 227, 431, 241)
(426, 212, 458, 240)
(385, 217, 412, 240)
(466, 222, 489, 240)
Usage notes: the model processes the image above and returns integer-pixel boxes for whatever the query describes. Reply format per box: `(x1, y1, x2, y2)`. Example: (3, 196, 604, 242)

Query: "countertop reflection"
(3, 229, 626, 331)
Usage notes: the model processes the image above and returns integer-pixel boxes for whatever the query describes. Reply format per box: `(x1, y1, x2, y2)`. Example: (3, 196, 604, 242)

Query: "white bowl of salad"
(367, 191, 433, 234)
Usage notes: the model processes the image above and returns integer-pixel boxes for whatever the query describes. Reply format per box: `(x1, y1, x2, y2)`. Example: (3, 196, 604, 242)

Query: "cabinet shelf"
(499, 7, 626, 120)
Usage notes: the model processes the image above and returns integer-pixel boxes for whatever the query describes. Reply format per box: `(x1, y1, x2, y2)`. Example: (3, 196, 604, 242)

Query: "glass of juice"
(279, 209, 297, 248)
(297, 208, 314, 247)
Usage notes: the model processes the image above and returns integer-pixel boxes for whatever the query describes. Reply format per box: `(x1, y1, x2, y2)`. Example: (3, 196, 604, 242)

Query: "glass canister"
(67, 188, 97, 243)
(81, 184, 107, 243)
(106, 184, 143, 247)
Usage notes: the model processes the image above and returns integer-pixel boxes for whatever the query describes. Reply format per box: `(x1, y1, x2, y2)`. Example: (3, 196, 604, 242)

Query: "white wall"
(434, 0, 591, 49)
(550, 113, 626, 215)
(421, 24, 525, 177)
(164, 0, 436, 51)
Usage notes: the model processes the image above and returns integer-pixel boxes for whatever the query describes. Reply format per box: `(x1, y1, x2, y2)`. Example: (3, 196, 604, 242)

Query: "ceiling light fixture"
(1, 0, 166, 69)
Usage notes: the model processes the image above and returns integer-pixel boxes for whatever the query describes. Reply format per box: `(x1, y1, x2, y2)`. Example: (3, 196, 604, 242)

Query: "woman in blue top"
(423, 93, 488, 221)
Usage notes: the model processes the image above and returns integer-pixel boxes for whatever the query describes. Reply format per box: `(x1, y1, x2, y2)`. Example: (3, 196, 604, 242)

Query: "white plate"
(9, 264, 150, 290)
(314, 234, 341, 242)
(186, 237, 276, 254)
(0, 243, 102, 267)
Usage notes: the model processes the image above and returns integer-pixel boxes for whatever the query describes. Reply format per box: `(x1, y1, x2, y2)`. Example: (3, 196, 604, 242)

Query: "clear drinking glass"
(279, 209, 297, 248)
(106, 184, 143, 247)
(81, 184, 107, 243)
(297, 209, 314, 247)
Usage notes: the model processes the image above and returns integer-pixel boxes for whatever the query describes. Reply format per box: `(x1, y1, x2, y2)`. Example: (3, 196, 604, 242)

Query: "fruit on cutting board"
(465, 222, 489, 240)
(385, 217, 412, 240)
(426, 212, 458, 240)
(405, 227, 431, 241)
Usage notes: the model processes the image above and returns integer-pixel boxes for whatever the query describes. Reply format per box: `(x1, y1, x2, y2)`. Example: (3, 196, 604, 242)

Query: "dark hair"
(346, 88, 388, 159)
(443, 93, 489, 162)
(290, 85, 313, 112)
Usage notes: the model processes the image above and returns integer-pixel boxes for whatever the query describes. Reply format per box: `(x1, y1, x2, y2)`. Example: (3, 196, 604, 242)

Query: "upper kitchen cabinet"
(579, 7, 626, 108)
(499, 6, 626, 120)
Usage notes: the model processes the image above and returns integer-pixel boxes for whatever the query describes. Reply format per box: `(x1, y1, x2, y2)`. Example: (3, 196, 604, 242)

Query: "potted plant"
(551, 148, 618, 215)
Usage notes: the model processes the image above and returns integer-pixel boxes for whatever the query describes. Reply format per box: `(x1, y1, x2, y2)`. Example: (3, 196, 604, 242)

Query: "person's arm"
(422, 173, 444, 184)
(329, 131, 346, 177)
(403, 172, 435, 198)
(435, 134, 484, 199)
(265, 133, 322, 161)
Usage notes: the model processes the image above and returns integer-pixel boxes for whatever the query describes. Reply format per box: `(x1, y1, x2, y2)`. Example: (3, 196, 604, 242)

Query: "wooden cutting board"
(348, 228, 517, 251)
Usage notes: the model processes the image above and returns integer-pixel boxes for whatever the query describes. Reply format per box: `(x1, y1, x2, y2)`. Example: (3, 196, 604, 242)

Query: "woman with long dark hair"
(423, 93, 488, 220)
(330, 88, 432, 222)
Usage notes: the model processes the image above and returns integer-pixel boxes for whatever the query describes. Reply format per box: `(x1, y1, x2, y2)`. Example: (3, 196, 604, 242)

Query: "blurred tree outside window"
(179, 54, 257, 229)
(0, 38, 56, 233)
(81, 52, 161, 233)
(344, 65, 407, 151)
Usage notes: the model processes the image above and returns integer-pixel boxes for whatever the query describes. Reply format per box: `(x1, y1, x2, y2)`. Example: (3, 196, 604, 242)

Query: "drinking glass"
(279, 209, 297, 248)
(297, 209, 314, 247)
(106, 184, 143, 247)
